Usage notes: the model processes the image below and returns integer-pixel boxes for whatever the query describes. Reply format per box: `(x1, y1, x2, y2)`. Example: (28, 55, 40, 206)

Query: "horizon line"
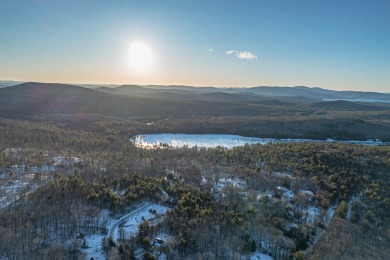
(1, 79, 389, 94)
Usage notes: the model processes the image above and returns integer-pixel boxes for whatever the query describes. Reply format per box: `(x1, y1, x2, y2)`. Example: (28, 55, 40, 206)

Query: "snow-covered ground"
(131, 134, 386, 149)
(53, 156, 82, 166)
(82, 234, 104, 260)
(299, 190, 314, 197)
(304, 206, 321, 223)
(326, 207, 335, 222)
(277, 186, 295, 201)
(83, 203, 170, 260)
(249, 252, 273, 260)
(0, 170, 46, 209)
(346, 194, 361, 221)
(214, 177, 247, 192)
(0, 152, 84, 209)
(109, 204, 168, 243)
(0, 178, 37, 208)
(273, 172, 293, 179)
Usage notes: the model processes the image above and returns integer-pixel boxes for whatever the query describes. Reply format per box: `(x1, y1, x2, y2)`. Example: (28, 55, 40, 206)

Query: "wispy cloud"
(226, 50, 257, 60)
(202, 48, 214, 53)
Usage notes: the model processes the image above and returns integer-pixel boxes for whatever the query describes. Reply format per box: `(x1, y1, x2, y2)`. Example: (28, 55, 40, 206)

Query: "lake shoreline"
(130, 133, 388, 149)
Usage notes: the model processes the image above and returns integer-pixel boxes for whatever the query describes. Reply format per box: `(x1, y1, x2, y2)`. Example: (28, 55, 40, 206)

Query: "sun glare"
(128, 42, 153, 70)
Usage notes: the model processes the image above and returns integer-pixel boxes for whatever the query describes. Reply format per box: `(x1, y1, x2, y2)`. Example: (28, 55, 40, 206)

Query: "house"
(154, 238, 165, 245)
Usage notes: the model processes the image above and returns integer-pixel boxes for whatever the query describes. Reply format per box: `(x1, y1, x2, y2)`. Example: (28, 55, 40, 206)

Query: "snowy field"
(131, 134, 386, 149)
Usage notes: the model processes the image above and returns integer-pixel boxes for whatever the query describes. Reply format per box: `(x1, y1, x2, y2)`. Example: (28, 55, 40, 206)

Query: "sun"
(128, 42, 153, 69)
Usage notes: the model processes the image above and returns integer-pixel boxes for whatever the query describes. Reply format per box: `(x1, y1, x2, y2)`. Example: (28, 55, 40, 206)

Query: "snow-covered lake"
(130, 134, 386, 149)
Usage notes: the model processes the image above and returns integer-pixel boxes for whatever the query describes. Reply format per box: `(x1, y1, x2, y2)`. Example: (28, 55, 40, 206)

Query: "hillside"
(95, 84, 390, 102)
(2, 83, 389, 118)
(0, 82, 259, 118)
(1, 82, 389, 141)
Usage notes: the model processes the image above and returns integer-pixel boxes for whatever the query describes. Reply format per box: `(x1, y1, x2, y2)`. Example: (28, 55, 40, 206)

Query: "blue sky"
(0, 0, 389, 91)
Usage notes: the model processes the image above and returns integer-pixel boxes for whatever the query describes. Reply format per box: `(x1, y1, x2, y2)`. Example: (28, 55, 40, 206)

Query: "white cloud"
(207, 48, 213, 52)
(226, 50, 257, 60)
(237, 51, 257, 60)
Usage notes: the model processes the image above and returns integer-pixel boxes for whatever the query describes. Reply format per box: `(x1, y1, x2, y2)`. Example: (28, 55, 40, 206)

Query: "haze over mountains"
(1, 81, 389, 102)
(1, 82, 389, 141)
(0, 82, 389, 117)
(100, 84, 389, 102)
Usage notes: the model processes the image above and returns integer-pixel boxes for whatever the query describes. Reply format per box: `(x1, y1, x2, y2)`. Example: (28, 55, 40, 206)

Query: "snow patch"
(305, 206, 320, 223)
(277, 186, 294, 200)
(250, 252, 273, 260)
(274, 172, 293, 179)
(214, 177, 246, 192)
(299, 190, 314, 197)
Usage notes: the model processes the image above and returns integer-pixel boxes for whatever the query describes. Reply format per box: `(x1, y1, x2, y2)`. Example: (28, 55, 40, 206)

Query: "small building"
(154, 238, 165, 245)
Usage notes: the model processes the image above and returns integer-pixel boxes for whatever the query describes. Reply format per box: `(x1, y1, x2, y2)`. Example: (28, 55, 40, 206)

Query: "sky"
(0, 0, 389, 92)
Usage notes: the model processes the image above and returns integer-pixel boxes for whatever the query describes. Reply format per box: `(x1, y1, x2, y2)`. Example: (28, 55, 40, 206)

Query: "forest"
(0, 117, 389, 259)
(1, 83, 390, 142)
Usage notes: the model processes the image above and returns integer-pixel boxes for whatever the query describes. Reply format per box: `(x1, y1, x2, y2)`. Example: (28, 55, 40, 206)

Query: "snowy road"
(108, 202, 153, 245)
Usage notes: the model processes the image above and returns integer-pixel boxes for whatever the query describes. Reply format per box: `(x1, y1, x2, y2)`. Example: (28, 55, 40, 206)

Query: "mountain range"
(96, 84, 390, 102)
(0, 82, 389, 118)
(0, 82, 389, 141)
(1, 81, 388, 101)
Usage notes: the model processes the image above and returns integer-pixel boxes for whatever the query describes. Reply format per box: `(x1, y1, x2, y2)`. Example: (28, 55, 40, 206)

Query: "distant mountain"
(241, 86, 390, 101)
(2, 81, 388, 102)
(1, 82, 389, 120)
(1, 82, 390, 141)
(0, 82, 289, 118)
(0, 81, 120, 89)
(0, 80, 24, 88)
(97, 85, 279, 102)
(76, 83, 120, 89)
(96, 84, 390, 103)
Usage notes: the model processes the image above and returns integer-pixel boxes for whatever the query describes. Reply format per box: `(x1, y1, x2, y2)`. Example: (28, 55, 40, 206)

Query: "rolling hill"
(0, 82, 294, 118)
(1, 82, 389, 141)
(95, 84, 390, 102)
(2, 82, 389, 119)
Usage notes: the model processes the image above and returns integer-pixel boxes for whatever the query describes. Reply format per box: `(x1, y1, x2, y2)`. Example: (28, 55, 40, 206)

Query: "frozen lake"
(130, 134, 386, 149)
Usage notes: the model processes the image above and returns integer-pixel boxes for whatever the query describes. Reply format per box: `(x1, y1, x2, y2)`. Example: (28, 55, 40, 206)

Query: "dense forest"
(1, 118, 389, 259)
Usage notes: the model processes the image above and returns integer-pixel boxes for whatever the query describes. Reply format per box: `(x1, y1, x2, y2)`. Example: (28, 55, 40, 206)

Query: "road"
(108, 202, 153, 245)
